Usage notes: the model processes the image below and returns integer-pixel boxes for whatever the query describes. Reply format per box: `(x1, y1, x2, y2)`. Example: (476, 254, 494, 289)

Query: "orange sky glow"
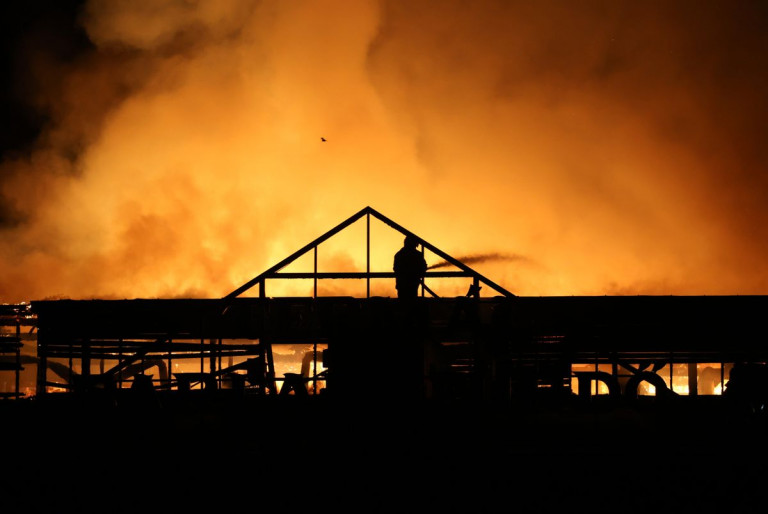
(1, 0, 767, 302)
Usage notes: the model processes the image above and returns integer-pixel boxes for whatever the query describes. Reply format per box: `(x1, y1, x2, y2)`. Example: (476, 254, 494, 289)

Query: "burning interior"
(2, 207, 768, 413)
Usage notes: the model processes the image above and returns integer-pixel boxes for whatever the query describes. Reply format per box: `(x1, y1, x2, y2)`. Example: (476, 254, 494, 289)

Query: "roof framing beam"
(225, 206, 515, 299)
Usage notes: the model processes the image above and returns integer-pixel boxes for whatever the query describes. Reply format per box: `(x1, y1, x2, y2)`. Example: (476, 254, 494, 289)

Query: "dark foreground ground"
(1, 393, 767, 513)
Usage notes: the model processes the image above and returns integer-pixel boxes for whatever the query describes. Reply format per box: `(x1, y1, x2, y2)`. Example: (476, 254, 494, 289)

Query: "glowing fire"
(570, 363, 726, 397)
(2, 1, 768, 303)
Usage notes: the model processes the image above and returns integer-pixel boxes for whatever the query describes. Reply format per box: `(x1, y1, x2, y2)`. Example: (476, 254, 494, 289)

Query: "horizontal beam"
(270, 271, 471, 279)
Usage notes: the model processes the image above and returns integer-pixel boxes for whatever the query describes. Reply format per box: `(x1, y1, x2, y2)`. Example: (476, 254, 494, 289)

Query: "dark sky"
(0, 1, 91, 157)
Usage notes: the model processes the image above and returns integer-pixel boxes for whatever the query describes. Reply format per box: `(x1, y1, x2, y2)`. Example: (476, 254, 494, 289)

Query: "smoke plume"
(428, 253, 529, 270)
(1, 1, 768, 302)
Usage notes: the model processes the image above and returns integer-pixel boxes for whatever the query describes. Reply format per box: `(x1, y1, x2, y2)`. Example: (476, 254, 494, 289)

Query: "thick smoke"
(1, 0, 767, 302)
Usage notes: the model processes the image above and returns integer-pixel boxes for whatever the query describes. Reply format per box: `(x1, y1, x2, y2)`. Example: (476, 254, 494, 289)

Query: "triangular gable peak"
(225, 206, 515, 299)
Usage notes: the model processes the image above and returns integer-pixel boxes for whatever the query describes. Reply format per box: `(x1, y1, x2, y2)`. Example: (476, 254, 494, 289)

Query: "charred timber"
(30, 295, 768, 356)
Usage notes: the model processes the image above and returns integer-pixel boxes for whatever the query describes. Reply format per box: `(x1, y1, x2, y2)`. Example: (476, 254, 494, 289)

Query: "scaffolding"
(0, 304, 29, 399)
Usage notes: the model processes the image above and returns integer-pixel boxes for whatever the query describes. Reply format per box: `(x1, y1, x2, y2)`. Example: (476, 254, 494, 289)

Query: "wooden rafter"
(225, 206, 515, 299)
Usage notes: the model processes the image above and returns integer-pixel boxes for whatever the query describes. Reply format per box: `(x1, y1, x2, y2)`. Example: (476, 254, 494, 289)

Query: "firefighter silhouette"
(393, 234, 427, 299)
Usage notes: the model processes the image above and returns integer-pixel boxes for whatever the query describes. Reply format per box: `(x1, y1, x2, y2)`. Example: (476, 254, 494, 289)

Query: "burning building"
(8, 207, 765, 416)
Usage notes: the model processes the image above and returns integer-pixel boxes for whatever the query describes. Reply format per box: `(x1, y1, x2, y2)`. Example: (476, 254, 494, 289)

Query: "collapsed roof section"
(226, 206, 515, 299)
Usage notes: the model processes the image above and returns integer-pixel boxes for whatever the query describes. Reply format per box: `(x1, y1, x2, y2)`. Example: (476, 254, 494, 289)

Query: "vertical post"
(314, 246, 318, 299)
(209, 339, 216, 377)
(593, 355, 598, 396)
(688, 362, 697, 397)
(200, 337, 204, 378)
(36, 329, 47, 397)
(82, 339, 91, 392)
(720, 363, 725, 395)
(68, 341, 73, 387)
(264, 337, 277, 395)
(218, 338, 223, 389)
(366, 212, 370, 298)
(258, 299, 275, 395)
(313, 342, 318, 395)
(421, 246, 426, 297)
(14, 317, 20, 396)
(669, 353, 674, 393)
(259, 278, 266, 299)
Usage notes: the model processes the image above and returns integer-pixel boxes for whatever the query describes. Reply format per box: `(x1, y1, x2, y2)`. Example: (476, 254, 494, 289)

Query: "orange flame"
(1, 1, 768, 302)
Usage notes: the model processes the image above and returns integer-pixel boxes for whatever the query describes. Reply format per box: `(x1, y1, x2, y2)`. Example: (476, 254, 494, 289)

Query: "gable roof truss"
(225, 206, 515, 299)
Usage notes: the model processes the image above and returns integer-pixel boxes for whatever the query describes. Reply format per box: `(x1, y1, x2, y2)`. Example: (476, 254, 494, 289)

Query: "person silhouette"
(393, 234, 427, 299)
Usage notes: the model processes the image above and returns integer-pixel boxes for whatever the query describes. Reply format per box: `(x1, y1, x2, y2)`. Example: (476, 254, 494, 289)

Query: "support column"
(36, 331, 47, 397)
(688, 362, 698, 397)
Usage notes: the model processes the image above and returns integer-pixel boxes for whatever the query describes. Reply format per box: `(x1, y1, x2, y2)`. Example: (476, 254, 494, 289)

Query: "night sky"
(1, 1, 768, 302)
